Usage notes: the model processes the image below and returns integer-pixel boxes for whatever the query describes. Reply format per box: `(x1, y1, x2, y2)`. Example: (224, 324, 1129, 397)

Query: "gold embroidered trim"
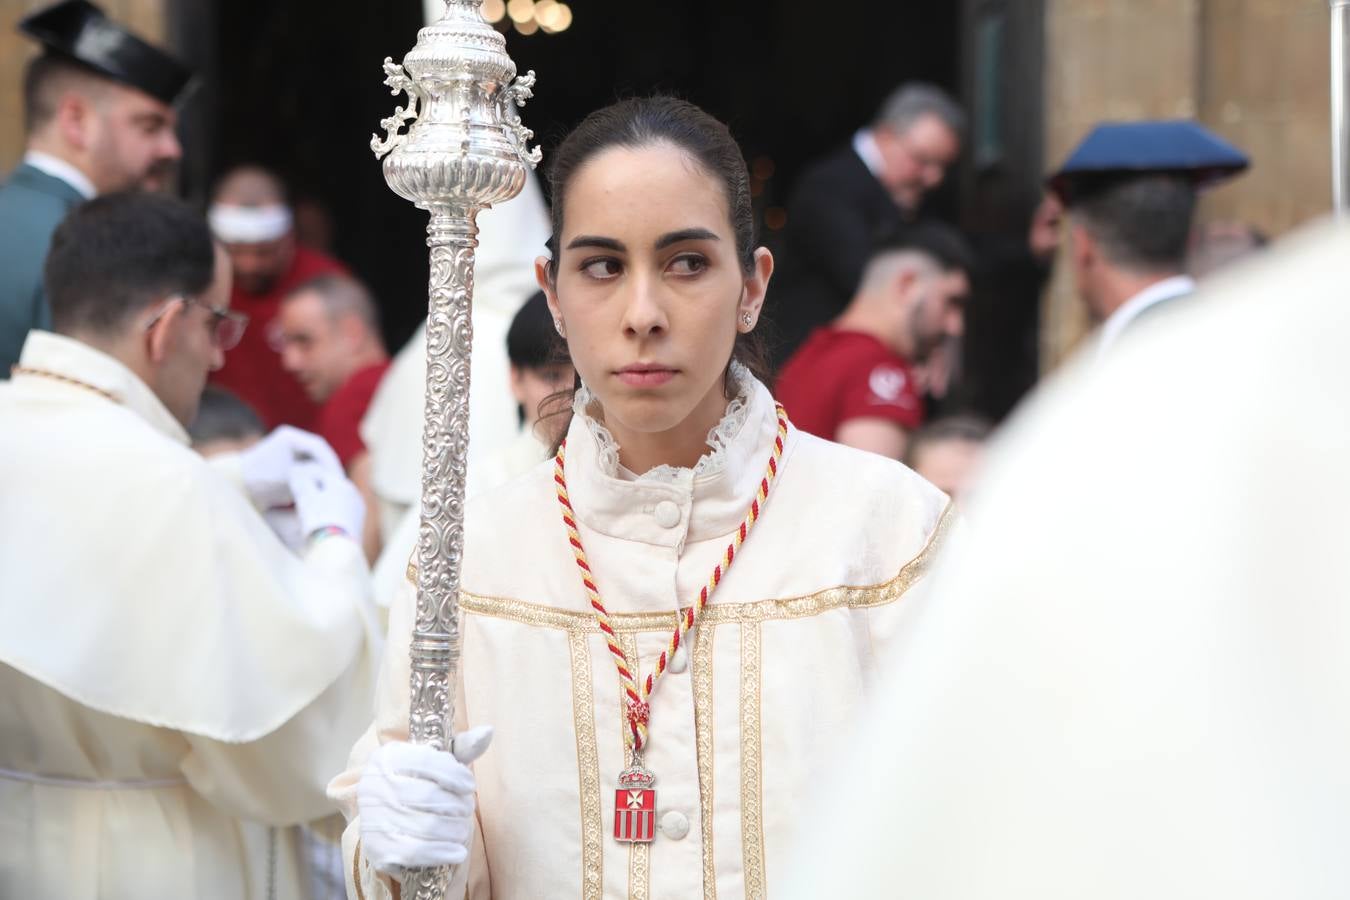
(628, 839, 651, 900)
(693, 625, 718, 900)
(568, 631, 604, 900)
(618, 634, 652, 900)
(457, 501, 955, 632)
(353, 838, 366, 900)
(10, 365, 121, 403)
(740, 621, 766, 899)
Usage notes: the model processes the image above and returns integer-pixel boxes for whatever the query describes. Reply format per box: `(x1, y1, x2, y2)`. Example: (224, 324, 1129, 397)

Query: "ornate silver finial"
(372, 2, 542, 898)
(372, 0, 540, 212)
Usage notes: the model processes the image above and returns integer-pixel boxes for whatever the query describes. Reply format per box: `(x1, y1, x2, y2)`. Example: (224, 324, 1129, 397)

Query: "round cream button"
(659, 810, 690, 840)
(653, 500, 681, 528)
(667, 647, 688, 674)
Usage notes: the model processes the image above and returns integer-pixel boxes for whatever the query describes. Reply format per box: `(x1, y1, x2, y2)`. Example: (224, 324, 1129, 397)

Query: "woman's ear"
(536, 256, 565, 337)
(738, 247, 774, 331)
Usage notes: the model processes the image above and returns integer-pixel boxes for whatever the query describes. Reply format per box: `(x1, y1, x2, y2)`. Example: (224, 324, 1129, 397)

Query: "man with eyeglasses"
(770, 82, 966, 368)
(0, 192, 381, 899)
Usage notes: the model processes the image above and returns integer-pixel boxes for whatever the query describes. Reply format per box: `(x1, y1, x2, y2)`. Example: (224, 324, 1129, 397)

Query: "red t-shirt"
(774, 328, 924, 440)
(211, 244, 348, 431)
(318, 361, 390, 469)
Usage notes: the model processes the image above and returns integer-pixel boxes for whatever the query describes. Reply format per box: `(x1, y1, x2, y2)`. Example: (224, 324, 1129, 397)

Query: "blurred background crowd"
(0, 0, 1342, 896)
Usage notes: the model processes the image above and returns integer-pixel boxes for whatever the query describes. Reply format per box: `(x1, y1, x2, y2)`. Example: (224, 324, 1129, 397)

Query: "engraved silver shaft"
(371, 2, 540, 896)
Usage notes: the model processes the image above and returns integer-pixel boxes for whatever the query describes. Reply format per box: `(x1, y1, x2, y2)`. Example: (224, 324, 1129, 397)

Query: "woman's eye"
(669, 254, 708, 276)
(580, 258, 621, 279)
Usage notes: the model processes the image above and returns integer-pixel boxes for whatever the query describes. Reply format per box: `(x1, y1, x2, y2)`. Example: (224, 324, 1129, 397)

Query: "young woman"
(331, 96, 954, 899)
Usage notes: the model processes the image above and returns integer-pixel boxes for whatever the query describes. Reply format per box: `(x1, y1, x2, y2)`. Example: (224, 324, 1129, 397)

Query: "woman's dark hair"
(543, 96, 771, 392)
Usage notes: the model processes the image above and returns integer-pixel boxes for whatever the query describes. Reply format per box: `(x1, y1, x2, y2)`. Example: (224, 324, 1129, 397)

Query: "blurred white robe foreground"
(0, 332, 382, 900)
(362, 172, 550, 539)
(786, 223, 1350, 899)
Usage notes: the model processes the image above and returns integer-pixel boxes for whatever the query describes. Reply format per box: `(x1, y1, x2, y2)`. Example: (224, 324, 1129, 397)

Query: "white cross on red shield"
(613, 786, 656, 842)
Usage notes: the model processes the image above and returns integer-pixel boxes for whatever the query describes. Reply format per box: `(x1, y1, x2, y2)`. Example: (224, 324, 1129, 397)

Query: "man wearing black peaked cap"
(0, 0, 193, 377)
(1047, 120, 1249, 359)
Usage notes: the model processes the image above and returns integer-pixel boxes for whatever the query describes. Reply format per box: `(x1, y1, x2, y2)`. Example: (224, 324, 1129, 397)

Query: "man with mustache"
(0, 0, 191, 377)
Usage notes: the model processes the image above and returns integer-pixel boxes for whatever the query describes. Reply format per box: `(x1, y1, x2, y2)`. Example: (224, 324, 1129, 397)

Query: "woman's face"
(538, 143, 771, 442)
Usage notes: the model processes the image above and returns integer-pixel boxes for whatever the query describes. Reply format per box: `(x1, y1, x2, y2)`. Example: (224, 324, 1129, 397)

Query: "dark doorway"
(183, 2, 962, 355)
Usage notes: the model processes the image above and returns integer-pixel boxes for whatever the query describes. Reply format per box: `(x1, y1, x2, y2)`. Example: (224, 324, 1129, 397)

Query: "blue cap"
(1048, 120, 1249, 203)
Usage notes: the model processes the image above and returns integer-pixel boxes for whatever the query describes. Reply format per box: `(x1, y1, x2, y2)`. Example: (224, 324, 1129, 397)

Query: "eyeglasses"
(145, 295, 249, 351)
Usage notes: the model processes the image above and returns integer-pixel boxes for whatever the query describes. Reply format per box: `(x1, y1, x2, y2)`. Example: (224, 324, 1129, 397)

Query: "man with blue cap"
(0, 0, 193, 378)
(1047, 120, 1248, 358)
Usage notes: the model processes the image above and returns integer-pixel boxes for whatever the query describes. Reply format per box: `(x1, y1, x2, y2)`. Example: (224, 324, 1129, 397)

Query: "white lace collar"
(571, 361, 754, 483)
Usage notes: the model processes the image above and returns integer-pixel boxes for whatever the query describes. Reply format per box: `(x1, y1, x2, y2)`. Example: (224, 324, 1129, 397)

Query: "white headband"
(208, 204, 293, 244)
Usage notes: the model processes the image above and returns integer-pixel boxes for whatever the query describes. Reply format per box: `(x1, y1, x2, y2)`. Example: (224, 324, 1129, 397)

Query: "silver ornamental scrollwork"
(372, 1, 541, 898)
(499, 72, 544, 168)
(371, 58, 424, 159)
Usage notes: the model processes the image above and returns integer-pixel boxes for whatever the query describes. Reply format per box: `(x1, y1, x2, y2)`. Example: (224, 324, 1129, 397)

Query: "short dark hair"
(1070, 174, 1197, 272)
(189, 386, 264, 447)
(872, 220, 976, 275)
(23, 53, 108, 134)
(46, 192, 216, 335)
(507, 291, 567, 369)
(286, 272, 381, 334)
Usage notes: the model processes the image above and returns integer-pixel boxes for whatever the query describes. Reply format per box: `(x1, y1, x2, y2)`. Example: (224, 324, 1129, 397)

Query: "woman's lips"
(615, 365, 677, 387)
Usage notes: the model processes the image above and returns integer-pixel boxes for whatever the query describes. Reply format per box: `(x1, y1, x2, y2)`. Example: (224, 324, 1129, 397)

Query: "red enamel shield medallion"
(614, 763, 656, 843)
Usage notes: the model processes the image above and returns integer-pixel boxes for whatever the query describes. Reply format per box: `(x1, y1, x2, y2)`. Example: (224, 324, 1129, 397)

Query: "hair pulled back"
(546, 96, 756, 274)
(542, 96, 770, 395)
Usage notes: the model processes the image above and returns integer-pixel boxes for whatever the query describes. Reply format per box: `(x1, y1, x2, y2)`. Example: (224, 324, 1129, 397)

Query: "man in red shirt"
(775, 222, 972, 460)
(208, 164, 347, 431)
(275, 273, 390, 561)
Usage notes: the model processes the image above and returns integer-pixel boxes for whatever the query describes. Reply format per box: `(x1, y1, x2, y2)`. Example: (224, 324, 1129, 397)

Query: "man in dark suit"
(0, 0, 192, 376)
(769, 83, 966, 367)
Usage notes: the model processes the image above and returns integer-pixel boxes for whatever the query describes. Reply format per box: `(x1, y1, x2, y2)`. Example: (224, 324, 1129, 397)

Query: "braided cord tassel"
(555, 404, 790, 752)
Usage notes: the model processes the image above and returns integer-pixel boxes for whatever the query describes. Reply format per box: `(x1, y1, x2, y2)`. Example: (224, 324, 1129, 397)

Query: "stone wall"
(1040, 0, 1333, 369)
(0, 0, 168, 172)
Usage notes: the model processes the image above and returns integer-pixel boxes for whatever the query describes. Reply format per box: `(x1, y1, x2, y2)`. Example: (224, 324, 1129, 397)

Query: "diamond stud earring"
(741, 312, 753, 327)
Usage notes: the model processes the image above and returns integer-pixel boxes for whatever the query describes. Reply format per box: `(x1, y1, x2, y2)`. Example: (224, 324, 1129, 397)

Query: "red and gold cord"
(554, 403, 790, 753)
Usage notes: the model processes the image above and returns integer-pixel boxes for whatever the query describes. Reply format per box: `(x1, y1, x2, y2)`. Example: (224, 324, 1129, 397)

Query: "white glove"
(358, 726, 494, 876)
(238, 425, 344, 509)
(287, 460, 366, 540)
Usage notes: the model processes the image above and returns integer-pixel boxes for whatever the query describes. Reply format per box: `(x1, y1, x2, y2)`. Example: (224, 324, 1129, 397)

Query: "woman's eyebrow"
(655, 228, 720, 250)
(566, 235, 625, 252)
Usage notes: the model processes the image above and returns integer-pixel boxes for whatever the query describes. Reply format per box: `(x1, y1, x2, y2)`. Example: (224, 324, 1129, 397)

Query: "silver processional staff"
(371, 2, 541, 897)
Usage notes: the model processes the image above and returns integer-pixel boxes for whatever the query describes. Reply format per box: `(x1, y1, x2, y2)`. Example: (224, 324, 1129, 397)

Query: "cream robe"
(370, 424, 553, 612)
(332, 371, 954, 899)
(0, 331, 382, 900)
(785, 222, 1350, 898)
(362, 172, 551, 539)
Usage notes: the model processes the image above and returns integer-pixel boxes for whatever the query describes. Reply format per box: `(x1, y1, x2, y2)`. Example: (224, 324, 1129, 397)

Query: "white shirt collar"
(852, 129, 886, 181)
(563, 366, 792, 547)
(23, 151, 97, 200)
(1096, 274, 1196, 360)
(14, 331, 189, 445)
